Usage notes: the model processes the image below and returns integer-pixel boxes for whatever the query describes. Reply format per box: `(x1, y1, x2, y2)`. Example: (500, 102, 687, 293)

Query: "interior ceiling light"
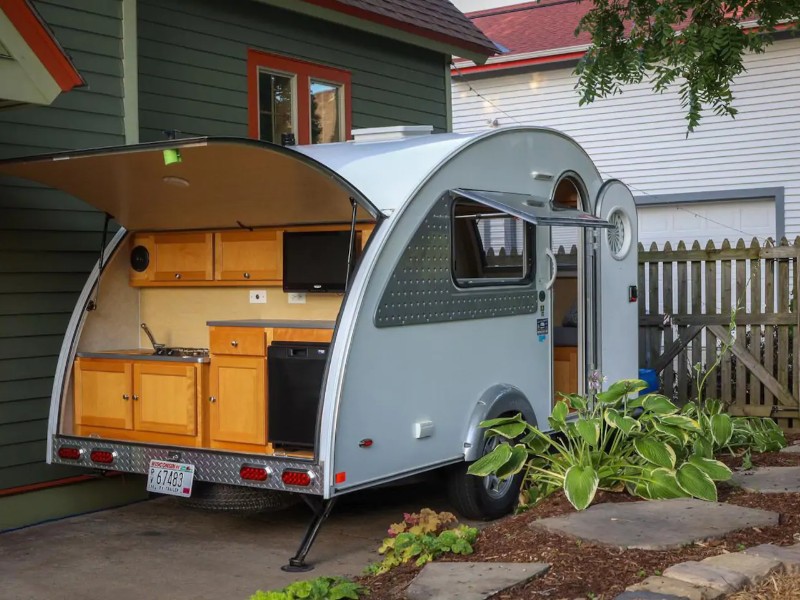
(162, 176, 190, 187)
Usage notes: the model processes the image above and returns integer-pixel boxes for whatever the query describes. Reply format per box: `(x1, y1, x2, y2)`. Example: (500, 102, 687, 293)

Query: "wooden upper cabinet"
(133, 362, 197, 436)
(214, 230, 282, 282)
(151, 232, 214, 282)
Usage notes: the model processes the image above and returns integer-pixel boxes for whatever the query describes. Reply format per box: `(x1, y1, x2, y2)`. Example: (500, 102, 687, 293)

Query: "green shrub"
(250, 576, 362, 600)
(365, 509, 478, 575)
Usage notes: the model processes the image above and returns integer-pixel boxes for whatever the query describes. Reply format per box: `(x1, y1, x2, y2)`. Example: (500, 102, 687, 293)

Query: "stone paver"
(662, 561, 748, 594)
(530, 498, 778, 550)
(700, 552, 783, 586)
(730, 466, 800, 493)
(780, 444, 800, 454)
(615, 591, 690, 600)
(624, 576, 720, 600)
(744, 543, 800, 573)
(405, 562, 550, 600)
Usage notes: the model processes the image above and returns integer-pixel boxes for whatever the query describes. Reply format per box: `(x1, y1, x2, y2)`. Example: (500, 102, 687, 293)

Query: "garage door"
(638, 199, 776, 249)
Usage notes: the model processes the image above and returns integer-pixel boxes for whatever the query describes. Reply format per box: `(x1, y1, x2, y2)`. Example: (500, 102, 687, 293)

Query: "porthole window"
(606, 207, 632, 260)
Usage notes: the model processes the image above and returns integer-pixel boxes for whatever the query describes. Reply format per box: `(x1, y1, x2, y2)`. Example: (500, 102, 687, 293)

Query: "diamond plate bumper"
(51, 435, 324, 495)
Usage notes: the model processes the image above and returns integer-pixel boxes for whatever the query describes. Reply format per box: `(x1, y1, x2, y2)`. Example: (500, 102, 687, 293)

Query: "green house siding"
(137, 0, 448, 141)
(0, 0, 125, 491)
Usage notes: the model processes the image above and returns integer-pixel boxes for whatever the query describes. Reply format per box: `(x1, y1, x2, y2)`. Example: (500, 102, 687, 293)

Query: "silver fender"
(462, 384, 537, 462)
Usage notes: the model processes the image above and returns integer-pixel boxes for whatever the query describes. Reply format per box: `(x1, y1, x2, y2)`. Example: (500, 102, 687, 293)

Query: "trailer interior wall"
(451, 36, 800, 238)
(0, 0, 125, 492)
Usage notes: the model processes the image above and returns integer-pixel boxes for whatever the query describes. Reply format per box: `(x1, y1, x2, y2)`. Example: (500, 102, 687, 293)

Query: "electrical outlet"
(249, 290, 267, 304)
(288, 292, 306, 304)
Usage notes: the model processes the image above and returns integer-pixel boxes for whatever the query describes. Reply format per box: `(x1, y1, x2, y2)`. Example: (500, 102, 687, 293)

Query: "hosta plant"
(365, 509, 478, 575)
(468, 379, 734, 511)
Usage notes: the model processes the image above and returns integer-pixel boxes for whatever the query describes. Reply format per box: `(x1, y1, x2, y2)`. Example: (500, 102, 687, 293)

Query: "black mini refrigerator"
(267, 342, 329, 448)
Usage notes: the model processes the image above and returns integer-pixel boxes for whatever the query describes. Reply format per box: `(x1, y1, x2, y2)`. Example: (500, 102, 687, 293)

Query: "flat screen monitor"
(282, 230, 356, 293)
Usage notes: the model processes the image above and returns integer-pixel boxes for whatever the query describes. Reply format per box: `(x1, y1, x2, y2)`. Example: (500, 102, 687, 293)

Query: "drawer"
(209, 327, 266, 356)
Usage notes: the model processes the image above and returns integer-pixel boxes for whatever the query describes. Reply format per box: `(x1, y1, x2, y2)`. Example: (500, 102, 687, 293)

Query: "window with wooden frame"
(247, 49, 352, 145)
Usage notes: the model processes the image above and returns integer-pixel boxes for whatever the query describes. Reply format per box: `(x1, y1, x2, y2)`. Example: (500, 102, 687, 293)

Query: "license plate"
(146, 460, 195, 497)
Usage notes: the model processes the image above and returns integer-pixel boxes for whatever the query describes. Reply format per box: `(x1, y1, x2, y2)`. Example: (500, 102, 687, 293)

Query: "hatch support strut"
(86, 212, 112, 312)
(282, 497, 337, 572)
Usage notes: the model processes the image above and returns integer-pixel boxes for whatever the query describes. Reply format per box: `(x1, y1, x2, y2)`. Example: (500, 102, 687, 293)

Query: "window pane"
(452, 201, 532, 286)
(258, 70, 294, 143)
(310, 80, 341, 144)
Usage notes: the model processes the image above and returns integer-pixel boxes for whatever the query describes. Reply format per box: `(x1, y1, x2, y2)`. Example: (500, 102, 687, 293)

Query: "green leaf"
(467, 443, 512, 476)
(676, 463, 717, 501)
(604, 408, 622, 429)
(596, 379, 644, 403)
(485, 421, 528, 439)
(693, 434, 714, 459)
(634, 437, 676, 469)
(479, 414, 523, 429)
(575, 418, 601, 447)
(496, 444, 528, 479)
(709, 413, 733, 447)
(648, 468, 689, 500)
(551, 400, 569, 424)
(660, 415, 702, 432)
(642, 394, 679, 415)
(618, 415, 640, 435)
(688, 456, 732, 482)
(654, 422, 690, 444)
(563, 465, 599, 510)
(559, 392, 587, 411)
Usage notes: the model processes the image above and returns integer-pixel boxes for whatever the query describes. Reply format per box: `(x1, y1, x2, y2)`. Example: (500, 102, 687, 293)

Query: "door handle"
(544, 247, 558, 290)
(133, 395, 139, 401)
(122, 394, 130, 401)
(209, 396, 217, 403)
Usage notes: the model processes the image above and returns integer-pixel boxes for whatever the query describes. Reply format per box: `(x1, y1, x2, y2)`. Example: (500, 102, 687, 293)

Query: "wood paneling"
(209, 327, 266, 356)
(150, 233, 214, 282)
(209, 355, 267, 447)
(74, 359, 133, 430)
(553, 346, 578, 402)
(133, 363, 197, 436)
(214, 230, 282, 282)
(272, 328, 333, 343)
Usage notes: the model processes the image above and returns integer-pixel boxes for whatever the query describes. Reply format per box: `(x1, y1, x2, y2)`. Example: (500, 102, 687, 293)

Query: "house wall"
(136, 0, 449, 141)
(0, 0, 126, 492)
(451, 37, 800, 238)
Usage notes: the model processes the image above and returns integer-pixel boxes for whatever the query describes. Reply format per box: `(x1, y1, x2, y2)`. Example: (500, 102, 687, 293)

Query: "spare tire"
(179, 483, 299, 513)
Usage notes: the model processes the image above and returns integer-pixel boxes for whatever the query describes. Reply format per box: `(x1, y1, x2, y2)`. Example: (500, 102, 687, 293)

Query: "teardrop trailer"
(0, 126, 639, 569)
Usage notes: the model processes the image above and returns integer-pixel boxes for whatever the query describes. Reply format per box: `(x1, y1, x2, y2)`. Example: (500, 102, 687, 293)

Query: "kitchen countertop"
(76, 350, 210, 364)
(206, 319, 336, 329)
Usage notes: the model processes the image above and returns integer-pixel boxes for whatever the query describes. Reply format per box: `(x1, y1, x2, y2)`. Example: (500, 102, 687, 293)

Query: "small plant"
(250, 576, 362, 600)
(367, 509, 478, 575)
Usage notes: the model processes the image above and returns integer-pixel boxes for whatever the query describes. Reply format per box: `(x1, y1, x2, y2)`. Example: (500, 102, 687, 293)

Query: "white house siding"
(452, 37, 800, 242)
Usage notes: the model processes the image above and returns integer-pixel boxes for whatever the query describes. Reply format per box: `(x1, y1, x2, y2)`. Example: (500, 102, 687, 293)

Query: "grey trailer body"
(0, 126, 638, 508)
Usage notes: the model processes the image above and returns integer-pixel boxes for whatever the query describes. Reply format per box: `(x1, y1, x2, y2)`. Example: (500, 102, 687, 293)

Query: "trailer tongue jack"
(282, 497, 337, 572)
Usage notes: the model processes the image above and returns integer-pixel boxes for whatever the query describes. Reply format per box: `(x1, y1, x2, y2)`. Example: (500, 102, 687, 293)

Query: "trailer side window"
(452, 200, 533, 287)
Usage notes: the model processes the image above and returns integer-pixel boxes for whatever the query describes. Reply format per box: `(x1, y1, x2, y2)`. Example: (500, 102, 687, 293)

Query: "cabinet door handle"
(243, 272, 251, 279)
(122, 394, 130, 401)
(133, 395, 139, 401)
(209, 396, 217, 403)
(174, 273, 182, 279)
(230, 340, 239, 347)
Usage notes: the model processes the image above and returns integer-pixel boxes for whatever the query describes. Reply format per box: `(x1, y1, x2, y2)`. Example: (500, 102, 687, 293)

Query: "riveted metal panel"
(51, 436, 323, 495)
(375, 196, 538, 327)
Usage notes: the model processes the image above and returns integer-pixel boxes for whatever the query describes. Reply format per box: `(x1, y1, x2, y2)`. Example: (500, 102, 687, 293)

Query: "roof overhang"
(0, 0, 84, 108)
(254, 0, 499, 64)
(453, 44, 589, 75)
(0, 138, 379, 232)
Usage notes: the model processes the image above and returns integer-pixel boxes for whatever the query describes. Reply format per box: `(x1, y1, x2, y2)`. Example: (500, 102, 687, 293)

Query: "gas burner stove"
(155, 347, 210, 358)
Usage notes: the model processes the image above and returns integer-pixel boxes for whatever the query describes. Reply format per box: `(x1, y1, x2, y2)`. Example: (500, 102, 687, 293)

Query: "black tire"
(179, 482, 300, 513)
(446, 435, 523, 520)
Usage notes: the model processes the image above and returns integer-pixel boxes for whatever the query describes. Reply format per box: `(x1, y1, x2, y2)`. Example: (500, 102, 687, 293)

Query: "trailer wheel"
(447, 434, 522, 520)
(179, 483, 299, 513)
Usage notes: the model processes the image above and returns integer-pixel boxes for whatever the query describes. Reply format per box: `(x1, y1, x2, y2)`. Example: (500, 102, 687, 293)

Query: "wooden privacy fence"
(639, 238, 800, 430)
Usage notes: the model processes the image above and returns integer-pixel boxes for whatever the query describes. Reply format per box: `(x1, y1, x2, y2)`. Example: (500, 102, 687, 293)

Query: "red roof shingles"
(469, 0, 591, 56)
(300, 0, 502, 56)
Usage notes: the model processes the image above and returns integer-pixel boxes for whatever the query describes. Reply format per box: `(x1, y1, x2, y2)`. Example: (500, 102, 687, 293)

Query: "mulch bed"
(359, 438, 800, 600)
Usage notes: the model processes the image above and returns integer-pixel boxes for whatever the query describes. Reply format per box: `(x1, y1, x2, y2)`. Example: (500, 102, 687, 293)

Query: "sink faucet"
(141, 323, 166, 355)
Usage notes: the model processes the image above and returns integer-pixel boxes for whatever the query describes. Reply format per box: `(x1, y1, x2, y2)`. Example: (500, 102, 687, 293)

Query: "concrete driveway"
(1, 481, 453, 600)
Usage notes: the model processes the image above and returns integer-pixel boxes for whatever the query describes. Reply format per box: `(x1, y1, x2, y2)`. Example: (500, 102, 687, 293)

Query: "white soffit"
(0, 4, 71, 106)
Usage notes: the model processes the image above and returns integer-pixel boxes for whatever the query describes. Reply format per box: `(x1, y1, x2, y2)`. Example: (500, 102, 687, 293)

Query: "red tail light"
(240, 465, 268, 481)
(90, 449, 114, 464)
(58, 446, 82, 460)
(282, 470, 312, 486)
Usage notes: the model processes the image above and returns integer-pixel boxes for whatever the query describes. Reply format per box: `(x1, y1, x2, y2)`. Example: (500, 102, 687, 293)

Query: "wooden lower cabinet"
(553, 345, 579, 403)
(208, 355, 267, 450)
(74, 358, 205, 445)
